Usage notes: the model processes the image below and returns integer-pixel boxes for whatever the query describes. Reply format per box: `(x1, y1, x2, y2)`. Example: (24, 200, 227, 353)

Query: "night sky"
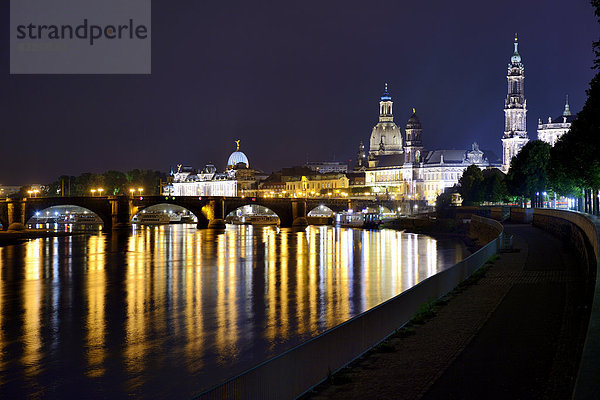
(0, 1, 598, 184)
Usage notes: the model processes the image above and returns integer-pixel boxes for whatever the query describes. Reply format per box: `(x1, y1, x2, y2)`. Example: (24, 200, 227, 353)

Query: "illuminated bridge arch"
(131, 203, 200, 224)
(307, 205, 334, 216)
(22, 197, 113, 230)
(225, 204, 280, 224)
(26, 205, 104, 227)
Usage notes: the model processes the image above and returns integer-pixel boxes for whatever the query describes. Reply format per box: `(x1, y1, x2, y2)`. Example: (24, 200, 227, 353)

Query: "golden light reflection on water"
(86, 235, 106, 377)
(0, 225, 466, 398)
(23, 239, 43, 377)
(126, 229, 151, 376)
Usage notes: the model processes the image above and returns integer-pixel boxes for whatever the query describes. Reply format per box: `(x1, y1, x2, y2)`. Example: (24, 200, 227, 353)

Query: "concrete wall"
(198, 217, 503, 400)
(531, 209, 600, 400)
(470, 215, 503, 247)
(510, 207, 533, 223)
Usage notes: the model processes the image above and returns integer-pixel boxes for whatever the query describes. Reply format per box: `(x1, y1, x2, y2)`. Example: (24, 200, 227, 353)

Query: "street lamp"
(129, 188, 135, 196)
(138, 188, 143, 195)
(91, 189, 97, 196)
(97, 188, 104, 196)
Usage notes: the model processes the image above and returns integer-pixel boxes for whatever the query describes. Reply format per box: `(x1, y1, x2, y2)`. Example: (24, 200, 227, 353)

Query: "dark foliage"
(44, 169, 167, 197)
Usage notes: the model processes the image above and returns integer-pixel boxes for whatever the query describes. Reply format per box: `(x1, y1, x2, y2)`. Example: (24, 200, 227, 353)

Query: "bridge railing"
(196, 216, 502, 400)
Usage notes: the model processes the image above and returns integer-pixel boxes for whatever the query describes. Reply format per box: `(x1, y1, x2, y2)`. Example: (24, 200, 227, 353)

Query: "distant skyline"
(1, 1, 598, 184)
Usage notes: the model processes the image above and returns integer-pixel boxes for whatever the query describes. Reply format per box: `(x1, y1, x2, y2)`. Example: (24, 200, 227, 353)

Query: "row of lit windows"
(424, 171, 461, 181)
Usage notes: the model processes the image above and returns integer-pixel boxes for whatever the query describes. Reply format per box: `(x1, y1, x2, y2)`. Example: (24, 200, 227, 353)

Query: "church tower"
(404, 108, 424, 163)
(369, 83, 403, 157)
(501, 34, 529, 172)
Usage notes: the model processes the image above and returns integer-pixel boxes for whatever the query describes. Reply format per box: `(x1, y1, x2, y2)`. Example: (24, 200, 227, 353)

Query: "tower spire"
(511, 33, 521, 64)
(563, 95, 571, 116)
(381, 82, 391, 101)
(502, 34, 528, 172)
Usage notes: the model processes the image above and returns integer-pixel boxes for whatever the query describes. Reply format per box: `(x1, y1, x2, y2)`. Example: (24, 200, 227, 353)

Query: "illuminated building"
(304, 161, 348, 174)
(285, 174, 349, 197)
(363, 85, 501, 204)
(163, 141, 257, 197)
(537, 96, 574, 146)
(501, 34, 529, 172)
(369, 83, 403, 156)
(257, 171, 350, 197)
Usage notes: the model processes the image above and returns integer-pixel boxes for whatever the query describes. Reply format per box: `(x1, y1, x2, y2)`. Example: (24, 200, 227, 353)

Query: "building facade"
(163, 142, 257, 197)
(501, 34, 529, 172)
(362, 85, 501, 204)
(537, 96, 574, 146)
(305, 161, 348, 173)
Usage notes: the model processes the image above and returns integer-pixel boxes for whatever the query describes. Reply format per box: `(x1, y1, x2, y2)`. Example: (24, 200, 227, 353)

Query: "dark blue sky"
(0, 1, 598, 184)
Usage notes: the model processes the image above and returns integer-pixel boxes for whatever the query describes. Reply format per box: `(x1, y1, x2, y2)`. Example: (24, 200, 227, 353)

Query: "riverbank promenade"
(310, 223, 593, 399)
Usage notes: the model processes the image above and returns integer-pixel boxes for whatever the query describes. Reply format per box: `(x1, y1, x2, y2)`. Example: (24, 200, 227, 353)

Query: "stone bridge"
(0, 196, 424, 230)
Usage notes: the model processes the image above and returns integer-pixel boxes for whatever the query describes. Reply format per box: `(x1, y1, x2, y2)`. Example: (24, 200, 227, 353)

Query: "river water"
(0, 224, 467, 399)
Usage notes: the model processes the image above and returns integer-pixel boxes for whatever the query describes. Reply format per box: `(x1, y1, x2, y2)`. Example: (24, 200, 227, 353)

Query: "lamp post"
(97, 188, 104, 196)
(542, 191, 547, 208)
(137, 188, 143, 196)
(90, 189, 97, 197)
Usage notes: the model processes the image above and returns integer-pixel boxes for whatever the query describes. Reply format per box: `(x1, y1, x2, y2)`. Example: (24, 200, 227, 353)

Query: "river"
(0, 224, 467, 399)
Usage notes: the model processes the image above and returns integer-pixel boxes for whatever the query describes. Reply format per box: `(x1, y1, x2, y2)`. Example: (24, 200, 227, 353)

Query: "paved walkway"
(309, 224, 593, 400)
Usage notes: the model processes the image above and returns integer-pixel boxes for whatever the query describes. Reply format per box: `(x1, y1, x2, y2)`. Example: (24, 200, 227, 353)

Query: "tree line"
(17, 169, 167, 197)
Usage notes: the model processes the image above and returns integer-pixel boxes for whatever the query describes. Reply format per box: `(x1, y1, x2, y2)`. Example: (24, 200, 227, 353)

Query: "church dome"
(227, 151, 249, 168)
(369, 122, 402, 153)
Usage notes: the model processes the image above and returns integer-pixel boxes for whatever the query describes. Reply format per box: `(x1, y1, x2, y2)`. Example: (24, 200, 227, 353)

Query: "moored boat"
(132, 212, 170, 225)
(335, 211, 381, 228)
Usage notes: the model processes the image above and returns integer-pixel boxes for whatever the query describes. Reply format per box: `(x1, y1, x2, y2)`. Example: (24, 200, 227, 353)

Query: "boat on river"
(56, 213, 102, 224)
(226, 215, 279, 225)
(132, 212, 170, 225)
(335, 211, 381, 228)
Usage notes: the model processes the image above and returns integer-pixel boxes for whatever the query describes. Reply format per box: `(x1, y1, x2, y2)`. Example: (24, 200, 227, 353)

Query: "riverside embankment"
(310, 208, 598, 400)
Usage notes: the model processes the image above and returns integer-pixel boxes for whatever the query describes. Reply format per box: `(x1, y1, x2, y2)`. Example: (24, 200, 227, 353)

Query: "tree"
(506, 140, 551, 207)
(458, 164, 484, 205)
(549, 133, 584, 198)
(545, 1, 600, 212)
(435, 187, 458, 217)
(481, 168, 508, 203)
(43, 170, 166, 197)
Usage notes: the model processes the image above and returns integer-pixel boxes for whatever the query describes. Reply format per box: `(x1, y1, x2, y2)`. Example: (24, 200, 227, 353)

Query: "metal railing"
(197, 217, 503, 400)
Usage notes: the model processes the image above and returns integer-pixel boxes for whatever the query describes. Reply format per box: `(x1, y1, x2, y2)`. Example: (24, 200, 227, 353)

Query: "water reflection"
(0, 225, 466, 399)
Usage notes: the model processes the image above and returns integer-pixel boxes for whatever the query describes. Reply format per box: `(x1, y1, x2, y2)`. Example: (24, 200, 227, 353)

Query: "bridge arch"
(307, 205, 334, 217)
(225, 204, 280, 225)
(223, 198, 307, 227)
(26, 205, 104, 227)
(24, 197, 113, 230)
(131, 197, 212, 228)
(131, 203, 200, 224)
